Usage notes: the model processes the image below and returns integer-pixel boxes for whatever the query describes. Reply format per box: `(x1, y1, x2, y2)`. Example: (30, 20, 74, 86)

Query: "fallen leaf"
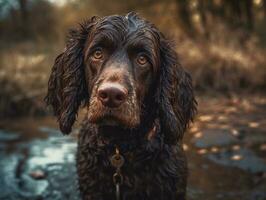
(197, 149, 208, 155)
(190, 126, 199, 133)
(232, 145, 240, 151)
(225, 107, 237, 113)
(217, 115, 227, 121)
(183, 144, 189, 151)
(210, 147, 219, 153)
(199, 115, 213, 122)
(231, 154, 243, 161)
(194, 131, 203, 138)
(248, 122, 259, 128)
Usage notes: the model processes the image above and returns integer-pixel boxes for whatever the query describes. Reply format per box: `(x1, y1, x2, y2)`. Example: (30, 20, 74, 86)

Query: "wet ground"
(0, 96, 266, 200)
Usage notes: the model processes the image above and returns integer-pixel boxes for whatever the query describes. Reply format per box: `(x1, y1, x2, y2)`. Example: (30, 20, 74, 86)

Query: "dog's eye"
(92, 49, 103, 60)
(137, 55, 148, 66)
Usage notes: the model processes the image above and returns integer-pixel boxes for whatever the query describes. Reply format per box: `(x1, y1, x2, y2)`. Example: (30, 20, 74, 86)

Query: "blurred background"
(0, 0, 266, 199)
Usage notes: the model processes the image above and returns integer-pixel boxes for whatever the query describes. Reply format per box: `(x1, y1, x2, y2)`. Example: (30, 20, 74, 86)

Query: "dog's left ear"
(45, 17, 97, 134)
(156, 38, 197, 145)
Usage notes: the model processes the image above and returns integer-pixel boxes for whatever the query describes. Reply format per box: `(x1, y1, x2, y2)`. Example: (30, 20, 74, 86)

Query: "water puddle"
(0, 122, 80, 200)
(0, 108, 266, 200)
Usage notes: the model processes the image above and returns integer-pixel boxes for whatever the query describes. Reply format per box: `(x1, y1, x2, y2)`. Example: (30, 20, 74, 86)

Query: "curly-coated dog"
(45, 12, 197, 200)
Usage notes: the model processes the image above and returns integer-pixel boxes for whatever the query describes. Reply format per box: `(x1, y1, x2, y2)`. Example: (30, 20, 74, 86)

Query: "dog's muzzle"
(97, 83, 128, 108)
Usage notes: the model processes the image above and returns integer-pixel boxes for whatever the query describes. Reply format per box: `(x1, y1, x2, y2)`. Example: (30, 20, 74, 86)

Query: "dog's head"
(45, 12, 197, 144)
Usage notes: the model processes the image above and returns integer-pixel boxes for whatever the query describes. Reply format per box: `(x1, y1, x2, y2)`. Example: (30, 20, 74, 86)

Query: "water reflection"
(0, 127, 79, 200)
(29, 137, 77, 166)
(0, 110, 265, 200)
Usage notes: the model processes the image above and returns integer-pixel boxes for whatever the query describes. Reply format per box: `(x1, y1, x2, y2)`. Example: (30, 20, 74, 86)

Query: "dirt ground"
(186, 95, 266, 200)
(0, 95, 266, 200)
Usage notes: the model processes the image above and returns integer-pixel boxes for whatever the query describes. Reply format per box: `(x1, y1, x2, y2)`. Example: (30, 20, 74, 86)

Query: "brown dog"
(46, 12, 197, 200)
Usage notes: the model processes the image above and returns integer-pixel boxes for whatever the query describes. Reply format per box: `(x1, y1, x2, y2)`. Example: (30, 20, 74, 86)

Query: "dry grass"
(176, 25, 266, 93)
(0, 23, 265, 118)
(0, 42, 61, 117)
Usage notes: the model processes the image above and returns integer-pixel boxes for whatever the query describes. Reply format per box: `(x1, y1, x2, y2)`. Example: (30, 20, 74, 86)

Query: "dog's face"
(84, 15, 160, 128)
(45, 13, 196, 144)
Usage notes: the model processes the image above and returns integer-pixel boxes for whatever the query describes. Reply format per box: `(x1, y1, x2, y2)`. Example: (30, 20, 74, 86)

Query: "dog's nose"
(97, 83, 128, 108)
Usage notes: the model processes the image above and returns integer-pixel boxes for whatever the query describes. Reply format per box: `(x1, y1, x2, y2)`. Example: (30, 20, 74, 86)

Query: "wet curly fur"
(45, 12, 197, 200)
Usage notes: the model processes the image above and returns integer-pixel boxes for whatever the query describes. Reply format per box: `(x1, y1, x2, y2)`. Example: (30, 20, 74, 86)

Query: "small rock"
(29, 169, 46, 180)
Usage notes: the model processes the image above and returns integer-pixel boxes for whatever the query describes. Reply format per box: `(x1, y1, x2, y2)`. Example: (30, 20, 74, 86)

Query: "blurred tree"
(0, 0, 265, 44)
(18, 0, 29, 38)
(264, 0, 266, 17)
(175, 0, 195, 38)
(0, 0, 59, 43)
(177, 0, 257, 40)
(29, 0, 59, 41)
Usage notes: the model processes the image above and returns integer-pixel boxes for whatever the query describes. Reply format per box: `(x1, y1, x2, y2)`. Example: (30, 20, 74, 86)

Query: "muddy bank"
(186, 96, 266, 200)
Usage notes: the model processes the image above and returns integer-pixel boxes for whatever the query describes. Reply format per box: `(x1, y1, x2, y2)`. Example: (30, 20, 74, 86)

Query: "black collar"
(95, 120, 161, 154)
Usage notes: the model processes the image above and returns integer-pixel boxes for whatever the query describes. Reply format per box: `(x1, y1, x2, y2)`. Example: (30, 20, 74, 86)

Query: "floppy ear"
(45, 17, 97, 134)
(157, 39, 197, 145)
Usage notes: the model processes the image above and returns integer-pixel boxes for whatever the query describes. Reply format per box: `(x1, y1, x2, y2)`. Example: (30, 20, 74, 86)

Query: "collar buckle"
(110, 147, 124, 200)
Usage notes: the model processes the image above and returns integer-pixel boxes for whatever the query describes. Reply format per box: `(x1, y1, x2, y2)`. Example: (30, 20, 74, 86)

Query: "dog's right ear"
(156, 38, 197, 145)
(45, 17, 98, 134)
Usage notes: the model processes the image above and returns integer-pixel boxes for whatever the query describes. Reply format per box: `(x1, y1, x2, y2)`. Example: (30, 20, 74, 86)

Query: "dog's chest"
(76, 132, 186, 199)
(80, 147, 177, 191)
